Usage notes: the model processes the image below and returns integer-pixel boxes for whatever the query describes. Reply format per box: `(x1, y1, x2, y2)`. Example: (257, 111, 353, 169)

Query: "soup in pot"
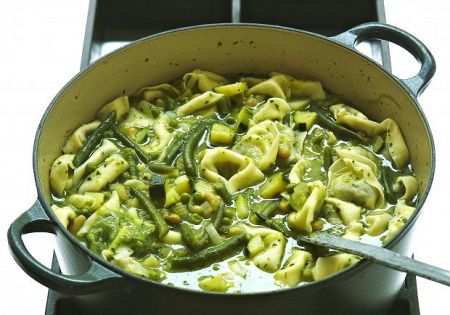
(49, 70, 418, 293)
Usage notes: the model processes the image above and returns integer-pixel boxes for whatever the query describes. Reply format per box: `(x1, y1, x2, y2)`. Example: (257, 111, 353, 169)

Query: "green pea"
(249, 213, 261, 225)
(180, 193, 191, 204)
(190, 213, 203, 225)
(169, 119, 179, 128)
(193, 192, 204, 204)
(151, 106, 161, 117)
(222, 217, 233, 226)
(224, 208, 235, 218)
(85, 163, 97, 174)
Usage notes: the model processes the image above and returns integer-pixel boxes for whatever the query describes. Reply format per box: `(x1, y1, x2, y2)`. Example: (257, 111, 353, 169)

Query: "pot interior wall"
(36, 25, 432, 203)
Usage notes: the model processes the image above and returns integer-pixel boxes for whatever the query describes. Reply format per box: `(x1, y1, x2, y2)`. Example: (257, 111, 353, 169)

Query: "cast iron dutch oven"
(8, 22, 436, 315)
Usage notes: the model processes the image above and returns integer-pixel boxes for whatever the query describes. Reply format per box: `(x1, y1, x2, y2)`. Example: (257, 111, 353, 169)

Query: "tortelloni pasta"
(49, 69, 418, 293)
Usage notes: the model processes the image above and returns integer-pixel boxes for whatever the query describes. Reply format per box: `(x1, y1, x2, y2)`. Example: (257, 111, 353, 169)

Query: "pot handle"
(7, 200, 122, 295)
(332, 22, 436, 97)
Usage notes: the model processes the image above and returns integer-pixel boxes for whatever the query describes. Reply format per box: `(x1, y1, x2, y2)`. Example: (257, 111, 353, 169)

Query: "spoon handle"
(299, 234, 450, 287)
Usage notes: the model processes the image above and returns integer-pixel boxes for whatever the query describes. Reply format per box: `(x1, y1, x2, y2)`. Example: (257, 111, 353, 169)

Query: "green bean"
(213, 181, 233, 205)
(254, 200, 279, 220)
(148, 162, 179, 177)
(381, 166, 396, 204)
(310, 105, 366, 143)
(164, 133, 184, 164)
(121, 148, 139, 178)
(265, 218, 292, 238)
(212, 202, 225, 230)
(130, 187, 169, 239)
(111, 124, 150, 163)
(183, 121, 212, 178)
(72, 111, 116, 167)
(179, 223, 197, 248)
(179, 223, 209, 250)
(323, 146, 333, 172)
(169, 234, 247, 270)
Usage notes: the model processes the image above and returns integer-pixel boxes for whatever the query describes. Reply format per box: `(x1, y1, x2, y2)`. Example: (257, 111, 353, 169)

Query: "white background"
(1, 0, 449, 314)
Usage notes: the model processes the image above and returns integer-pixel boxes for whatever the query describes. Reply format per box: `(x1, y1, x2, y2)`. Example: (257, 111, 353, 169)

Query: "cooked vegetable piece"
(164, 133, 184, 164)
(121, 148, 139, 178)
(184, 120, 212, 178)
(214, 181, 233, 205)
(111, 124, 149, 163)
(210, 123, 235, 145)
(236, 195, 249, 219)
(212, 202, 225, 230)
(130, 187, 169, 239)
(293, 111, 317, 131)
(260, 172, 288, 198)
(148, 162, 179, 177)
(381, 166, 396, 204)
(265, 218, 291, 238)
(179, 223, 210, 250)
(254, 200, 279, 220)
(205, 223, 224, 245)
(198, 274, 229, 292)
(169, 234, 247, 270)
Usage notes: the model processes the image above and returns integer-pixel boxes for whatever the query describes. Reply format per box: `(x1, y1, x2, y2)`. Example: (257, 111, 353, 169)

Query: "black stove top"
(46, 1, 418, 314)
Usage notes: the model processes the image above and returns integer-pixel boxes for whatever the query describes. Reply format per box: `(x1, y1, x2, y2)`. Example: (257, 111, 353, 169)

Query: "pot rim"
(33, 22, 436, 296)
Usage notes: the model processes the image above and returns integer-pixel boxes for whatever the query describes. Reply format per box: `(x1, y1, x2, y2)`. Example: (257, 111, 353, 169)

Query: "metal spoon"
(298, 233, 450, 286)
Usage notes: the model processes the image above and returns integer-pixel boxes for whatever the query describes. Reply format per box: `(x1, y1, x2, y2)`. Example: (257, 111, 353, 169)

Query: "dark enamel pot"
(8, 23, 435, 315)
